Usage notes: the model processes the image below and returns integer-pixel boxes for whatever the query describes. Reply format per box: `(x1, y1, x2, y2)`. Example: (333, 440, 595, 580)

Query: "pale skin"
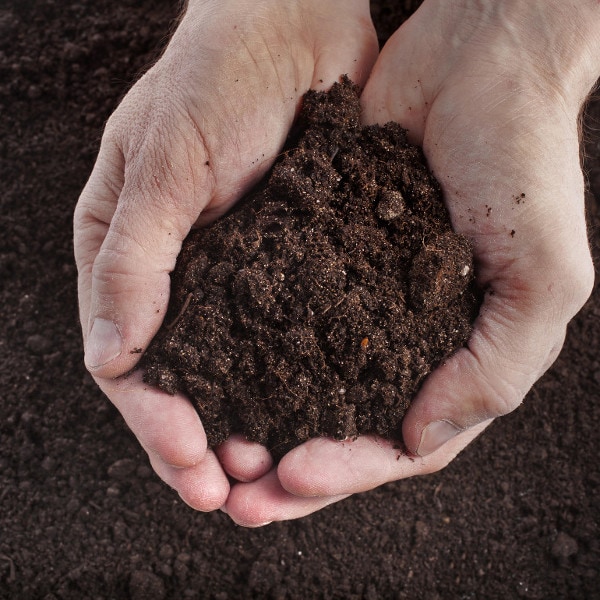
(74, 0, 599, 526)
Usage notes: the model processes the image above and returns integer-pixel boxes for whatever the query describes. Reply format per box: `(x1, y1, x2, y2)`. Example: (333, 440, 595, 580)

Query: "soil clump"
(142, 78, 479, 457)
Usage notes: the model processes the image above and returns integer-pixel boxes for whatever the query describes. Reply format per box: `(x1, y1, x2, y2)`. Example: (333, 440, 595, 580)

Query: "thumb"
(402, 297, 564, 457)
(74, 120, 213, 379)
(402, 234, 593, 457)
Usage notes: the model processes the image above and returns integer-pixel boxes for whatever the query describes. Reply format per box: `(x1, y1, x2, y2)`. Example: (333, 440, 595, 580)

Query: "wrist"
(426, 0, 600, 111)
(516, 0, 600, 107)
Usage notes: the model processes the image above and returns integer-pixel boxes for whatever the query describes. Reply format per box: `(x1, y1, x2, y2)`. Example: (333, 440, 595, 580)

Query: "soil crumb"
(142, 77, 479, 459)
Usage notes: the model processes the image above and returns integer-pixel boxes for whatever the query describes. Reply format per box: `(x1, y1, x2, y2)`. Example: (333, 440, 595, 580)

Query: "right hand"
(73, 0, 378, 512)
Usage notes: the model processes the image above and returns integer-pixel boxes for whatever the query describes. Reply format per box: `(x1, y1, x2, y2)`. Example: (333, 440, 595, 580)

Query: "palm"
(363, 22, 590, 447)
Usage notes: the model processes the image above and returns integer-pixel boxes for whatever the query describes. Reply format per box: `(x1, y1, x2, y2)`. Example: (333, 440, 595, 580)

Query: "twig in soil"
(321, 297, 345, 315)
(166, 292, 193, 331)
(434, 482, 444, 511)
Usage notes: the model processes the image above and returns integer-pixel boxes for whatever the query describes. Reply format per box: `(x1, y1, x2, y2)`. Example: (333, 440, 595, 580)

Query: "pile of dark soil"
(1, 1, 599, 598)
(143, 78, 478, 457)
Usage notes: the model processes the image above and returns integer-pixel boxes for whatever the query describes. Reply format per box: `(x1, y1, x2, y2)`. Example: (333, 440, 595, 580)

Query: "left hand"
(222, 0, 599, 526)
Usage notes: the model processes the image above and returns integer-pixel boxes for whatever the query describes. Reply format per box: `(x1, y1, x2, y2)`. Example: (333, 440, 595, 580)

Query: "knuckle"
(90, 241, 140, 294)
(465, 342, 528, 420)
(475, 364, 526, 418)
(114, 111, 212, 229)
(480, 355, 528, 418)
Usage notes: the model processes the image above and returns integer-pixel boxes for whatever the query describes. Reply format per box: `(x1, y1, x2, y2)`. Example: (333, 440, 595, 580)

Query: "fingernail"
(417, 420, 463, 457)
(85, 318, 122, 369)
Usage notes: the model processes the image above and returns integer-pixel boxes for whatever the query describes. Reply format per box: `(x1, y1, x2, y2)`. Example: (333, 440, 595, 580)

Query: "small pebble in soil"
(25, 334, 52, 355)
(107, 457, 137, 480)
(551, 531, 578, 559)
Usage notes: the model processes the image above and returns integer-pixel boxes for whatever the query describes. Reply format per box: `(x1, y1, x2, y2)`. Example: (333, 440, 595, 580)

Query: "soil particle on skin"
(142, 78, 480, 458)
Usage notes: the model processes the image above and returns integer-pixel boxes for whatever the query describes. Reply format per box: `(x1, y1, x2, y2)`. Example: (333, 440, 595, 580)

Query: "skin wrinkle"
(104, 202, 171, 260)
(453, 321, 542, 409)
(86, 146, 125, 213)
(457, 355, 526, 421)
(179, 120, 218, 212)
(472, 310, 550, 373)
(124, 137, 211, 239)
(74, 169, 123, 241)
(192, 38, 299, 202)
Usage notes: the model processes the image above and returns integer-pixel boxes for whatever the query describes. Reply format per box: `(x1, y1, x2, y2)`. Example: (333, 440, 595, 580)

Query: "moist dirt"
(142, 78, 479, 459)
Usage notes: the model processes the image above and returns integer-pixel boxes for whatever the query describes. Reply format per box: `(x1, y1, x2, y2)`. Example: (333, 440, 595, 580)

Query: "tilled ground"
(1, 1, 598, 598)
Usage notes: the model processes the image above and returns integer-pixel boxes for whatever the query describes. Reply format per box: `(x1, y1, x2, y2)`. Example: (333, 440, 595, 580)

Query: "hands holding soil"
(74, 0, 600, 526)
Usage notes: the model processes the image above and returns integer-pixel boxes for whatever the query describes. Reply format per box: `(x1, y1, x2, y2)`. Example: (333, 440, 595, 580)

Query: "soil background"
(1, 1, 599, 598)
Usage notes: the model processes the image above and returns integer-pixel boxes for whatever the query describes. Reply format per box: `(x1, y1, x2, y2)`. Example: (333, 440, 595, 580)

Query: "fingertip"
(224, 470, 349, 527)
(223, 471, 281, 527)
(215, 434, 273, 482)
(150, 450, 230, 512)
(277, 437, 388, 497)
(276, 443, 320, 497)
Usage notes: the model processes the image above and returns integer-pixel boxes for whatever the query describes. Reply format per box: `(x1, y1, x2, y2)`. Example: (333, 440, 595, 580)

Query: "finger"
(149, 448, 230, 512)
(74, 139, 123, 336)
(360, 20, 435, 143)
(223, 470, 349, 527)
(98, 370, 207, 468)
(310, 4, 379, 91)
(277, 424, 489, 497)
(215, 434, 273, 483)
(74, 98, 214, 380)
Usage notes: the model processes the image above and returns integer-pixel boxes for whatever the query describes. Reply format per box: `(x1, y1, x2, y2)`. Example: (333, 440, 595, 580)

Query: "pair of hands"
(74, 0, 599, 526)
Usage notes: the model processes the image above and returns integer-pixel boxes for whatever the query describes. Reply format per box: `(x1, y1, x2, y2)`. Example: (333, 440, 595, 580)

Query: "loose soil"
(142, 78, 478, 458)
(1, 1, 599, 599)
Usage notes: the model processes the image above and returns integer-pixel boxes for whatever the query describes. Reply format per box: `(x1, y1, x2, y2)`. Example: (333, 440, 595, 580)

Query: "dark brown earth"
(142, 78, 478, 458)
(1, 1, 599, 598)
